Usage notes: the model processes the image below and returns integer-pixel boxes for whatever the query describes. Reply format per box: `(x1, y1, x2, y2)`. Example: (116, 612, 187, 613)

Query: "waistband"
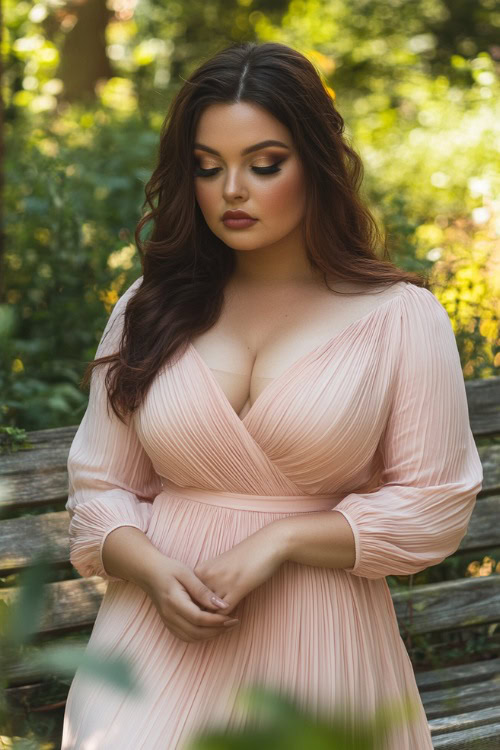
(158, 477, 345, 513)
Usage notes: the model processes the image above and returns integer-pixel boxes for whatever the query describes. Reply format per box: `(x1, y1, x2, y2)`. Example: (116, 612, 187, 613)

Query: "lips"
(222, 210, 256, 220)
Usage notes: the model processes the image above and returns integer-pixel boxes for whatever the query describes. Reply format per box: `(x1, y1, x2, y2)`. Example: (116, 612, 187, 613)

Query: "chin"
(226, 239, 271, 252)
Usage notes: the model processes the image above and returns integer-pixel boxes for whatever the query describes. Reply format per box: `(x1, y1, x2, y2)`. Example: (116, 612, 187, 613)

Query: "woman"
(61, 41, 483, 749)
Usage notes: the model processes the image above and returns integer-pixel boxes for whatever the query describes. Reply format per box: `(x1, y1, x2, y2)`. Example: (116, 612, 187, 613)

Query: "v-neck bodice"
(188, 283, 407, 426)
(131, 280, 415, 497)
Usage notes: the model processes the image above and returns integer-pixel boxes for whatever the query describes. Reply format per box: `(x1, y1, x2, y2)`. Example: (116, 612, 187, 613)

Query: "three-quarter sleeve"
(332, 286, 483, 580)
(65, 275, 163, 582)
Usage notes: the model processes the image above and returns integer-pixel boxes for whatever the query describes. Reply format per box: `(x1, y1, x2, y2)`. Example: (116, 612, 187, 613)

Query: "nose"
(222, 168, 248, 202)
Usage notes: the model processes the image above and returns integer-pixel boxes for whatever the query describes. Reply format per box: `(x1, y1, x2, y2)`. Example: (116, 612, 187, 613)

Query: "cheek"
(194, 183, 215, 215)
(261, 170, 304, 219)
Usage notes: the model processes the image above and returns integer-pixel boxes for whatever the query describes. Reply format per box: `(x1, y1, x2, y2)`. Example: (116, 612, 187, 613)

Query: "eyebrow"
(193, 139, 290, 156)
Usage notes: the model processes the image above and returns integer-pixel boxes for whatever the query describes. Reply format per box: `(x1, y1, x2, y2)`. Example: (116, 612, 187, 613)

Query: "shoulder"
(98, 276, 144, 351)
(107, 275, 144, 324)
(400, 281, 448, 311)
(395, 283, 460, 370)
(399, 282, 452, 329)
(114, 275, 144, 313)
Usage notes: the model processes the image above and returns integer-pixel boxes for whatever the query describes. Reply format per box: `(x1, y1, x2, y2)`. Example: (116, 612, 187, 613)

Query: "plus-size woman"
(61, 41, 483, 750)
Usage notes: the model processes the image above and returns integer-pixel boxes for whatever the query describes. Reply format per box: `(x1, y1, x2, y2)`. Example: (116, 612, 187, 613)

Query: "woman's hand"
(193, 522, 287, 617)
(141, 552, 242, 643)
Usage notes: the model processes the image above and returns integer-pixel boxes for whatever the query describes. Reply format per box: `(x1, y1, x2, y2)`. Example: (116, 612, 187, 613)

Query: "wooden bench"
(1, 375, 499, 748)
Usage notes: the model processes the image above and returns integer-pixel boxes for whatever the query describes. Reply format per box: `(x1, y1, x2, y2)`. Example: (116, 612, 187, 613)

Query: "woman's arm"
(268, 510, 356, 569)
(66, 276, 164, 583)
(269, 286, 483, 578)
(101, 525, 164, 586)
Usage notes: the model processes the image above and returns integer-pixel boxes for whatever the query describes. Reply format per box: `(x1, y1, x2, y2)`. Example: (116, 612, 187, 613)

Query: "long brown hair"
(82, 41, 429, 423)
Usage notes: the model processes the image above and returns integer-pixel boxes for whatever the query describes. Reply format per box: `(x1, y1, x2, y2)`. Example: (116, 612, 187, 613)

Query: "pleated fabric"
(61, 276, 483, 749)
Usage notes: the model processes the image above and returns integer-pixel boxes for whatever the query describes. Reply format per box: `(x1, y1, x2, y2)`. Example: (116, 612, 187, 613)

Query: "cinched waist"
(158, 477, 345, 513)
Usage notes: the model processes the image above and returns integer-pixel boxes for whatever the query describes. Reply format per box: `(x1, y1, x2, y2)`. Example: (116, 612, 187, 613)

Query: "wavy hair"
(81, 41, 429, 423)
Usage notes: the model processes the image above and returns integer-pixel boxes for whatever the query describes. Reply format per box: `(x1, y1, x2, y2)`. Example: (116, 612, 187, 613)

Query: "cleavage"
(208, 365, 273, 420)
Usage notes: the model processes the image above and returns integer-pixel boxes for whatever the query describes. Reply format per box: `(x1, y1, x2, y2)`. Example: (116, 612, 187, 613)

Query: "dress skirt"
(61, 481, 434, 749)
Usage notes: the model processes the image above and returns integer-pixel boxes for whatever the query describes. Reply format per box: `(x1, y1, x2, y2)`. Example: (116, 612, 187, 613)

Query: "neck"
(230, 232, 324, 287)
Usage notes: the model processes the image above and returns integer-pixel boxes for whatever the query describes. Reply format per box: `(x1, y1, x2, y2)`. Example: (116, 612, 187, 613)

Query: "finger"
(180, 618, 241, 642)
(167, 609, 240, 642)
(172, 588, 236, 627)
(176, 567, 231, 612)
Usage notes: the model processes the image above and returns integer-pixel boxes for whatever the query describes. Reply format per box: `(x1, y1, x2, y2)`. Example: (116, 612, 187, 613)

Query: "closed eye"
(194, 161, 285, 178)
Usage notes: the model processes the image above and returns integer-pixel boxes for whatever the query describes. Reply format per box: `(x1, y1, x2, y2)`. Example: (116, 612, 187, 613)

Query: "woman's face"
(193, 101, 306, 253)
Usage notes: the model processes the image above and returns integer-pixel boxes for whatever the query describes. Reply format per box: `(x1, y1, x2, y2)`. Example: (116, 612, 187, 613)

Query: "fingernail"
(211, 595, 228, 608)
(223, 619, 239, 627)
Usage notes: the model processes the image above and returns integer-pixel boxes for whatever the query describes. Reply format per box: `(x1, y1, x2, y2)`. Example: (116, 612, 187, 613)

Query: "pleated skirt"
(61, 486, 433, 749)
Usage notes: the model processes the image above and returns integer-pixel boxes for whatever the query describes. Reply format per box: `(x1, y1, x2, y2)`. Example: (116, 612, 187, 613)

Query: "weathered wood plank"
(0, 426, 77, 512)
(0, 468, 71, 513)
(466, 376, 500, 437)
(5, 633, 92, 685)
(392, 575, 500, 634)
(477, 442, 500, 496)
(5, 678, 74, 711)
(0, 577, 107, 640)
(432, 721, 500, 749)
(0, 511, 71, 574)
(460, 493, 500, 550)
(415, 657, 500, 692)
(429, 705, 500, 736)
(0, 425, 78, 460)
(421, 676, 500, 719)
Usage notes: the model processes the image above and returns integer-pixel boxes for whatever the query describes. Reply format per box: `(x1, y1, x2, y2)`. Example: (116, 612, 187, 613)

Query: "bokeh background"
(1, 2, 500, 744)
(2, 0, 499, 434)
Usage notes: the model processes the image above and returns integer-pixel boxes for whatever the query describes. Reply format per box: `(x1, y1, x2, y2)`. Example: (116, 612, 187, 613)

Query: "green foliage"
(186, 683, 421, 749)
(2, 109, 154, 429)
(3, 0, 499, 431)
(0, 427, 33, 455)
(0, 556, 139, 745)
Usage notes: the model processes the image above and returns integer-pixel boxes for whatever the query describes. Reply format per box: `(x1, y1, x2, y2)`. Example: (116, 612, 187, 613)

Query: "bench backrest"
(1, 376, 499, 645)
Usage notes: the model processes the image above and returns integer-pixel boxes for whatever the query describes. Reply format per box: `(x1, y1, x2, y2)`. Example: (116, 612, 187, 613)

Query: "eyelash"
(194, 161, 284, 178)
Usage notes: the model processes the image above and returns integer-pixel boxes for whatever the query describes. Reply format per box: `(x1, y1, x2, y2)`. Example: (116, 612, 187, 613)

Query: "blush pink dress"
(61, 276, 483, 750)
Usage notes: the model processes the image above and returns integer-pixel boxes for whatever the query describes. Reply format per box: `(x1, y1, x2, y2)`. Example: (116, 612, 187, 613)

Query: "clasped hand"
(143, 521, 288, 643)
(194, 522, 286, 617)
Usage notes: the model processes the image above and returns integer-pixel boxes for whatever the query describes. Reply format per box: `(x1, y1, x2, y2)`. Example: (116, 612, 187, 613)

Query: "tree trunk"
(57, 0, 114, 103)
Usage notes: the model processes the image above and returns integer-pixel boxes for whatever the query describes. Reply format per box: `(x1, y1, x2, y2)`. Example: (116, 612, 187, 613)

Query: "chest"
(189, 280, 403, 420)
